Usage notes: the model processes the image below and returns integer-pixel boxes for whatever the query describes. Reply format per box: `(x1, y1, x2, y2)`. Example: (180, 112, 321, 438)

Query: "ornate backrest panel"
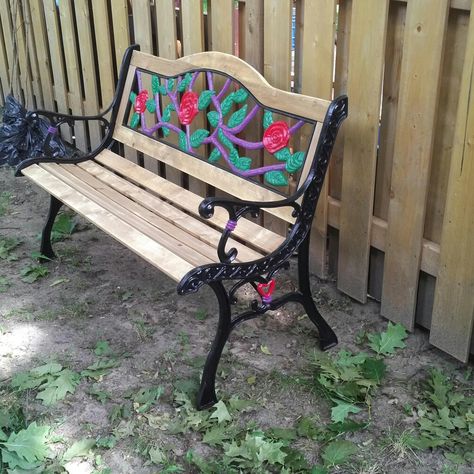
(113, 51, 331, 222)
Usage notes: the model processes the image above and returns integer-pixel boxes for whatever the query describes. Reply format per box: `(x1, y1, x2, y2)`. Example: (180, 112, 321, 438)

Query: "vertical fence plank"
(300, 0, 336, 277)
(29, 0, 54, 110)
(181, 0, 207, 195)
(430, 12, 474, 362)
(58, 0, 87, 151)
(381, 0, 449, 329)
(209, 0, 234, 53)
(43, 0, 71, 141)
(11, 0, 34, 108)
(0, 12, 10, 100)
(263, 0, 292, 235)
(156, 0, 182, 183)
(91, 0, 115, 109)
(337, 0, 389, 303)
(74, 0, 102, 148)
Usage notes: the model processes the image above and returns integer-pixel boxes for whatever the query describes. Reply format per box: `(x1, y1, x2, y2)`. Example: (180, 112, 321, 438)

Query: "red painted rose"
(134, 90, 148, 113)
(178, 91, 199, 125)
(263, 121, 290, 154)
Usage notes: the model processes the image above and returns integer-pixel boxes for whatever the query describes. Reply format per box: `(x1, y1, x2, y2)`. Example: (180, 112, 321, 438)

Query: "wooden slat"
(131, 51, 330, 122)
(74, 0, 102, 148)
(58, 0, 87, 151)
(424, 9, 470, 243)
(22, 165, 194, 282)
(43, 0, 71, 141)
(91, 0, 115, 109)
(77, 161, 264, 263)
(300, 0, 337, 277)
(337, 0, 389, 303)
(381, 0, 449, 330)
(95, 150, 285, 254)
(181, 0, 207, 195)
(113, 125, 296, 223)
(209, 0, 234, 54)
(11, 0, 34, 108)
(156, 0, 178, 60)
(263, 0, 292, 235)
(42, 163, 217, 267)
(0, 10, 10, 99)
(0, 0, 16, 96)
(430, 12, 474, 362)
(29, 0, 54, 110)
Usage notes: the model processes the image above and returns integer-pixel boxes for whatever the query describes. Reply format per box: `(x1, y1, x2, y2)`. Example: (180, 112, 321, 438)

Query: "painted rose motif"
(178, 91, 199, 125)
(263, 121, 290, 154)
(134, 90, 148, 113)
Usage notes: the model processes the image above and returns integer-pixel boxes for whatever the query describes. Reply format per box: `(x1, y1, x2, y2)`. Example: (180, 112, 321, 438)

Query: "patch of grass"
(20, 263, 49, 283)
(63, 301, 90, 318)
(1, 307, 34, 320)
(0, 236, 21, 261)
(0, 276, 11, 293)
(0, 191, 12, 216)
(133, 318, 155, 341)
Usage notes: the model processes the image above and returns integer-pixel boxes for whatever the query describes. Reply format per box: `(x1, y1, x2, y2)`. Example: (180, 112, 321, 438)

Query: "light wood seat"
(22, 152, 284, 282)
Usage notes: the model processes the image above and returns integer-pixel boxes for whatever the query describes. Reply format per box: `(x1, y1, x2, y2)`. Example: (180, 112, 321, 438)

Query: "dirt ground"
(0, 165, 472, 474)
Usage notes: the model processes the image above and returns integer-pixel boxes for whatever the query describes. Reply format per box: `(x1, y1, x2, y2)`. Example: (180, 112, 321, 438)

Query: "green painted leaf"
(264, 170, 288, 187)
(178, 131, 188, 151)
(3, 422, 50, 464)
(151, 75, 160, 95)
(162, 126, 170, 137)
(233, 88, 248, 103)
(130, 112, 140, 129)
(129, 91, 137, 104)
(235, 157, 252, 171)
(208, 147, 221, 163)
(228, 104, 248, 128)
(321, 440, 357, 467)
(177, 72, 193, 92)
(190, 129, 210, 148)
(210, 400, 232, 424)
(146, 98, 156, 113)
(229, 148, 239, 165)
(221, 93, 235, 116)
(158, 85, 168, 95)
(162, 104, 175, 122)
(207, 110, 220, 127)
(286, 151, 305, 173)
(63, 438, 96, 461)
(274, 147, 291, 162)
(330, 401, 361, 423)
(367, 322, 407, 356)
(198, 90, 215, 110)
(263, 110, 273, 129)
(167, 77, 175, 91)
(217, 128, 233, 150)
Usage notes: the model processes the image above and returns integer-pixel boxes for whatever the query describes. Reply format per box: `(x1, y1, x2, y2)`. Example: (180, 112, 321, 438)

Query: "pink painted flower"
(134, 90, 149, 113)
(263, 121, 290, 154)
(178, 91, 199, 125)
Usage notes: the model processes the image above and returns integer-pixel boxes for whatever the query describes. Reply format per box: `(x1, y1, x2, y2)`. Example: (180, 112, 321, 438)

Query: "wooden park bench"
(15, 45, 348, 409)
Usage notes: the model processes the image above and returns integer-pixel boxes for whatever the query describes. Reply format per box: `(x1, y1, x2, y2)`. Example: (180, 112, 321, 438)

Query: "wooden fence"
(0, 0, 472, 362)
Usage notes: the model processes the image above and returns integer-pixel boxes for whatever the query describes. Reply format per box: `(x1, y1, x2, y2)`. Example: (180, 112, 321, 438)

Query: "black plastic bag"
(0, 95, 67, 167)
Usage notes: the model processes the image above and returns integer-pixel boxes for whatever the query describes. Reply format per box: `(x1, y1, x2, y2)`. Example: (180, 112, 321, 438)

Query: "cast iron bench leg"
(298, 235, 338, 351)
(197, 281, 232, 410)
(40, 195, 63, 260)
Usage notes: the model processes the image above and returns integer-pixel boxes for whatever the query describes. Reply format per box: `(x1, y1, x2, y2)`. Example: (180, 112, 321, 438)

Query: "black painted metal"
(14, 44, 140, 177)
(188, 95, 347, 409)
(39, 195, 63, 260)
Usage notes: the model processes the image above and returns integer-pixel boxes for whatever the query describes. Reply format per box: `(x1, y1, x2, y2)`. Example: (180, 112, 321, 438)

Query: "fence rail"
(0, 0, 472, 361)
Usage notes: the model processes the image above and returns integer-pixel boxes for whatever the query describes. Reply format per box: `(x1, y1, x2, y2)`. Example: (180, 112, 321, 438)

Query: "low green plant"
(0, 236, 21, 261)
(0, 276, 9, 292)
(50, 212, 78, 242)
(20, 263, 49, 283)
(0, 191, 12, 216)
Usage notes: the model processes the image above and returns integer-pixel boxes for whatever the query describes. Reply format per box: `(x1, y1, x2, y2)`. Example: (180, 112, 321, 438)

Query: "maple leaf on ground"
(36, 369, 80, 406)
(62, 438, 96, 461)
(367, 322, 407, 356)
(331, 401, 362, 423)
(210, 401, 232, 424)
(1, 422, 50, 464)
(321, 440, 357, 467)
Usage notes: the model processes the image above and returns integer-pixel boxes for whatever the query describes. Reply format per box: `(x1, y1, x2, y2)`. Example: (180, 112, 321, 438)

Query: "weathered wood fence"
(0, 0, 473, 361)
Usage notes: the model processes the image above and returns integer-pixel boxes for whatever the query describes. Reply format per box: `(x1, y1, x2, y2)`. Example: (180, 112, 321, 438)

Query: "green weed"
(0, 236, 21, 261)
(20, 263, 49, 283)
(0, 191, 12, 216)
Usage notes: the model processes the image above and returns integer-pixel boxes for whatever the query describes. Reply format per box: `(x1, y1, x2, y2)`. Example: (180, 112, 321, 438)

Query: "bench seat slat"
(40, 163, 217, 267)
(77, 161, 264, 263)
(95, 150, 285, 254)
(22, 165, 195, 282)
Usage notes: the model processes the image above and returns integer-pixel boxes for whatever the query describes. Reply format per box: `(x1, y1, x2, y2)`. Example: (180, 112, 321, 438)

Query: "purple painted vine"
(128, 70, 308, 186)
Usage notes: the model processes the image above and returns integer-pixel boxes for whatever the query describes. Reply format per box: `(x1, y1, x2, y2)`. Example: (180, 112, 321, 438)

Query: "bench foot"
(40, 195, 63, 260)
(196, 281, 231, 410)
